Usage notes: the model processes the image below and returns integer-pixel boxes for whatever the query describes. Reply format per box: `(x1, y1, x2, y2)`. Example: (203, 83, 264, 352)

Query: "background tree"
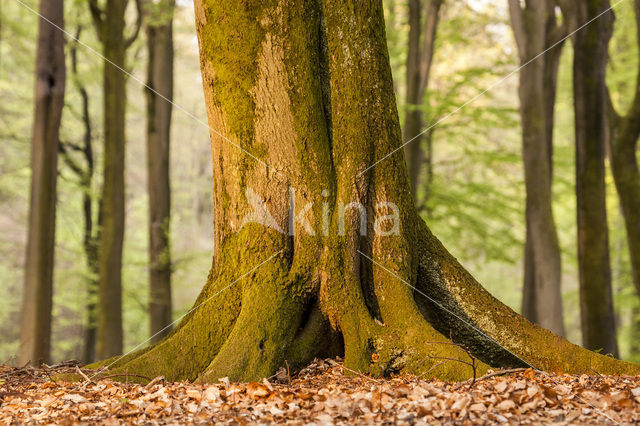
(509, 0, 565, 336)
(88, 0, 142, 359)
(606, 0, 640, 303)
(19, 0, 66, 365)
(143, 0, 174, 342)
(92, 0, 640, 383)
(58, 25, 99, 364)
(560, 0, 619, 356)
(403, 0, 443, 199)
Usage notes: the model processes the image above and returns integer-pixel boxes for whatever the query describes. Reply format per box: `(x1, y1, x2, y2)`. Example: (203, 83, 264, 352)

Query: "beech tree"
(560, 0, 619, 356)
(403, 0, 443, 199)
(19, 0, 66, 365)
(606, 0, 640, 303)
(88, 0, 142, 359)
(94, 0, 640, 381)
(508, 0, 565, 336)
(143, 0, 175, 342)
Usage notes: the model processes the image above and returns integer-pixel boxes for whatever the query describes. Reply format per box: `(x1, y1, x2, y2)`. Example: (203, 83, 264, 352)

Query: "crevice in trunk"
(359, 236, 382, 323)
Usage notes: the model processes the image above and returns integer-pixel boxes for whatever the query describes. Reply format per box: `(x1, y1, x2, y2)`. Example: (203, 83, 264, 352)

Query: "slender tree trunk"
(607, 0, 640, 302)
(90, 0, 141, 359)
(90, 0, 640, 383)
(403, 0, 443, 199)
(509, 0, 565, 336)
(565, 0, 618, 356)
(144, 0, 174, 342)
(97, 0, 127, 360)
(19, 0, 66, 365)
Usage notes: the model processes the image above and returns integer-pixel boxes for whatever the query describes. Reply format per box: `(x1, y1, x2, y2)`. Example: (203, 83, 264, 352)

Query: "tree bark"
(509, 0, 565, 336)
(403, 0, 443, 200)
(90, 0, 141, 359)
(606, 0, 640, 303)
(19, 0, 66, 366)
(563, 0, 618, 356)
(90, 0, 639, 382)
(144, 0, 174, 343)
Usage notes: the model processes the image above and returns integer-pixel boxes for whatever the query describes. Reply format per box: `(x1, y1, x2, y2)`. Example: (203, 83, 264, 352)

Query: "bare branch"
(557, 0, 578, 34)
(88, 0, 103, 41)
(125, 0, 143, 48)
(508, 0, 527, 56)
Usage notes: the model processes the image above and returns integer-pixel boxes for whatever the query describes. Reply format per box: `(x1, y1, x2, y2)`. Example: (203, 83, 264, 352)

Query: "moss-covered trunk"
(95, 0, 640, 382)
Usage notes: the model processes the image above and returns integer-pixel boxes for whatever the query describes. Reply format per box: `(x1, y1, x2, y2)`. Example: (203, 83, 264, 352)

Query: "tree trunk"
(509, 0, 565, 336)
(566, 0, 618, 356)
(91, 0, 640, 382)
(607, 0, 640, 303)
(144, 0, 174, 343)
(90, 0, 141, 359)
(19, 0, 66, 366)
(97, 0, 126, 360)
(403, 0, 443, 200)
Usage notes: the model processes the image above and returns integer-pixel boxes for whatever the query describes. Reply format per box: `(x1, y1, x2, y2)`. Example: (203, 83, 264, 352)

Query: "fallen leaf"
(450, 396, 470, 412)
(246, 382, 270, 399)
(469, 402, 486, 412)
(496, 399, 516, 410)
(495, 381, 508, 393)
(202, 386, 220, 403)
(526, 385, 539, 398)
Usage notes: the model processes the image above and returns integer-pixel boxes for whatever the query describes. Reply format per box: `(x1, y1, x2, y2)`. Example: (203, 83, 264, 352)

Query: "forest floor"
(0, 358, 639, 425)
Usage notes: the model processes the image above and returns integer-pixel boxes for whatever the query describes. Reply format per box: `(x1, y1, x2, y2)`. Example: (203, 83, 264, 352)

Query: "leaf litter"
(1, 358, 639, 424)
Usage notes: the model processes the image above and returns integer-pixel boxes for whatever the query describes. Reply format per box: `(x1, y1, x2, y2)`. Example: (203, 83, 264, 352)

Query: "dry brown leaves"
(1, 358, 639, 425)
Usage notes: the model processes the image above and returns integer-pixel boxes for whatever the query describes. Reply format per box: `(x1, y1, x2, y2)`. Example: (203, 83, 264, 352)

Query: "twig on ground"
(75, 366, 94, 385)
(144, 376, 166, 389)
(339, 364, 381, 384)
(459, 368, 530, 386)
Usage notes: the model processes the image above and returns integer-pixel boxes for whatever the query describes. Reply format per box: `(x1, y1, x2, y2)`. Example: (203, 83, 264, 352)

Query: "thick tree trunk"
(19, 0, 66, 366)
(607, 0, 640, 302)
(144, 0, 174, 343)
(91, 0, 640, 382)
(403, 0, 442, 199)
(509, 0, 565, 336)
(96, 0, 127, 360)
(568, 0, 619, 356)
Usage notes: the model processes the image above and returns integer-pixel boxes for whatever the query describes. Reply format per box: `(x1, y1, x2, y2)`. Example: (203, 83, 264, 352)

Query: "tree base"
(88, 220, 640, 384)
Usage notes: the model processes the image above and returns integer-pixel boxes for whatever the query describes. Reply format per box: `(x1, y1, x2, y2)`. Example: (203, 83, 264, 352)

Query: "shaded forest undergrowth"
(1, 358, 639, 424)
